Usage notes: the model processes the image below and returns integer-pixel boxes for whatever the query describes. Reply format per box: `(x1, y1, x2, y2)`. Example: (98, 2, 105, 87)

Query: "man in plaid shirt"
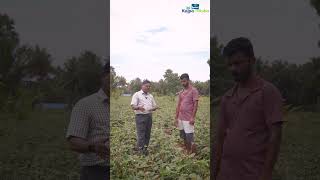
(66, 62, 110, 180)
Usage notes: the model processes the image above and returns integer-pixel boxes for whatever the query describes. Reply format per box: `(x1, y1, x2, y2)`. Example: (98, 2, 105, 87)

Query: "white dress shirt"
(130, 90, 157, 114)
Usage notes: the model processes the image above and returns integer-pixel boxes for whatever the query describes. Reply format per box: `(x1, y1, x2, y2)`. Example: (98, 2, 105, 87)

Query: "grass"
(0, 110, 79, 180)
(273, 112, 320, 180)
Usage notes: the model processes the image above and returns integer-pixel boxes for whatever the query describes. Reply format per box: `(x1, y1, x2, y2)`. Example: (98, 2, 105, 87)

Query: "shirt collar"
(140, 90, 149, 95)
(184, 85, 193, 91)
(226, 75, 263, 97)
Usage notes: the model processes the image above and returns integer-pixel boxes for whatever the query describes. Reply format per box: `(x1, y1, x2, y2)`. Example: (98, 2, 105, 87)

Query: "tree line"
(0, 13, 106, 114)
(210, 36, 320, 111)
(111, 68, 210, 97)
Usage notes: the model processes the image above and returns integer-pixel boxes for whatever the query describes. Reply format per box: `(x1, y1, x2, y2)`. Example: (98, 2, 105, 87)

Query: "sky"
(110, 0, 210, 82)
(0, 0, 108, 66)
(1, 0, 319, 69)
(212, 0, 320, 64)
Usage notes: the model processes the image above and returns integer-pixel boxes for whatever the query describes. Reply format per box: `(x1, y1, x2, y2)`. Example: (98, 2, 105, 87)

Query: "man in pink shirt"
(214, 37, 285, 180)
(175, 73, 199, 154)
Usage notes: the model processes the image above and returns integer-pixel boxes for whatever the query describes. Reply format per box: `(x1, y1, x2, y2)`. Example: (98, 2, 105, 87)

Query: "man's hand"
(150, 106, 160, 111)
(131, 105, 145, 111)
(189, 118, 195, 125)
(174, 119, 179, 127)
(90, 138, 109, 160)
(259, 123, 283, 180)
(68, 136, 109, 160)
(138, 106, 145, 111)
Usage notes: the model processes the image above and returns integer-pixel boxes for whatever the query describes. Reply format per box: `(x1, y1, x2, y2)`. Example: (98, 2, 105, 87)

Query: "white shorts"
(177, 119, 194, 133)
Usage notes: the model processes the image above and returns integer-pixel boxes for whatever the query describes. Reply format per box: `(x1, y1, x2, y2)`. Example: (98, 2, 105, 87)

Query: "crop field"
(0, 99, 319, 180)
(110, 96, 210, 179)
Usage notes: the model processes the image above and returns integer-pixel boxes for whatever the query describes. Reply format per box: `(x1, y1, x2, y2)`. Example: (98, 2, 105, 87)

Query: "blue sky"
(110, 0, 210, 82)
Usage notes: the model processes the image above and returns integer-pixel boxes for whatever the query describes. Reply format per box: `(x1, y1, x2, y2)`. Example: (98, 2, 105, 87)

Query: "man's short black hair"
(222, 37, 254, 58)
(142, 79, 151, 85)
(180, 73, 189, 80)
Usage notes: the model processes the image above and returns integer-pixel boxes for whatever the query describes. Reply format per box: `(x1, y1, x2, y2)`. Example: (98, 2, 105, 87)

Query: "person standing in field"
(175, 73, 199, 154)
(66, 62, 110, 180)
(214, 37, 285, 180)
(131, 80, 159, 155)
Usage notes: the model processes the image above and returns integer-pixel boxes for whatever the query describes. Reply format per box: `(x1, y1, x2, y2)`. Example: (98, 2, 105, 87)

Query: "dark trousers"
(80, 165, 109, 180)
(135, 113, 152, 149)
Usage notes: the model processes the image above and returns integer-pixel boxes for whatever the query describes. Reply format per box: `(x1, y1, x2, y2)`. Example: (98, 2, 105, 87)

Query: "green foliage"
(56, 51, 104, 105)
(129, 78, 142, 94)
(0, 14, 59, 113)
(111, 88, 123, 100)
(0, 13, 21, 97)
(0, 13, 19, 78)
(163, 69, 181, 95)
(131, 69, 210, 96)
(112, 65, 210, 97)
(111, 96, 210, 179)
(21, 45, 54, 79)
(0, 87, 41, 120)
(193, 80, 210, 96)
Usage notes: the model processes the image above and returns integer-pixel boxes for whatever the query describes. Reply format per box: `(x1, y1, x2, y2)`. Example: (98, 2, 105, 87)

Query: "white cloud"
(111, 0, 210, 82)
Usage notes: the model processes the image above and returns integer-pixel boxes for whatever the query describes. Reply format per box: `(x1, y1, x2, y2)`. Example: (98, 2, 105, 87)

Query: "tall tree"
(59, 51, 103, 105)
(0, 13, 19, 79)
(116, 76, 127, 87)
(163, 69, 180, 95)
(23, 45, 53, 80)
(130, 78, 142, 94)
(211, 37, 233, 98)
(110, 66, 116, 89)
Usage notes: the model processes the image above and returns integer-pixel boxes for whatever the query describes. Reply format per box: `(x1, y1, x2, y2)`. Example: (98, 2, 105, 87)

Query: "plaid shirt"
(66, 89, 109, 166)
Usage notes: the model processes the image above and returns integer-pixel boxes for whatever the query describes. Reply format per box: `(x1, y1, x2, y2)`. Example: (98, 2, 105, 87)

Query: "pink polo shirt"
(177, 85, 199, 121)
(217, 76, 285, 180)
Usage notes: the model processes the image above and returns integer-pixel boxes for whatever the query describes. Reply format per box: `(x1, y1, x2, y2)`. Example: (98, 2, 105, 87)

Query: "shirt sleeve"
(66, 99, 90, 139)
(263, 84, 284, 129)
(192, 88, 200, 102)
(130, 93, 138, 106)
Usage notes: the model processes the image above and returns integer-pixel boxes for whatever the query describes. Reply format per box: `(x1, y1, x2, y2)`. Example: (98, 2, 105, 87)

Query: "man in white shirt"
(130, 80, 159, 155)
